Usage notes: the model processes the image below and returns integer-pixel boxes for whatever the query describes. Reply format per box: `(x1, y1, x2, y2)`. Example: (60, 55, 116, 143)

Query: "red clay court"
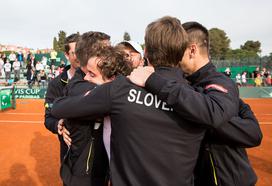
(0, 98, 271, 186)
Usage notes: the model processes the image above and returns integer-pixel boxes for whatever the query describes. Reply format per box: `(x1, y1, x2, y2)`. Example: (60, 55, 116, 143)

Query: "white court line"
(0, 120, 42, 124)
(255, 114, 272, 116)
(243, 98, 272, 100)
(0, 112, 43, 115)
(259, 122, 272, 125)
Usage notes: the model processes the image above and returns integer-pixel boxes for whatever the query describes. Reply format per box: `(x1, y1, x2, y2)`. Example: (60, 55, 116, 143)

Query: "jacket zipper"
(86, 137, 94, 174)
(209, 151, 218, 186)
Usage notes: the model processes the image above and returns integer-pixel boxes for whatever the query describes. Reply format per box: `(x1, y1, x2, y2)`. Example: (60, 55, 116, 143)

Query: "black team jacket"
(52, 67, 206, 186)
(145, 62, 262, 186)
(62, 67, 108, 186)
(44, 65, 70, 161)
(193, 99, 262, 186)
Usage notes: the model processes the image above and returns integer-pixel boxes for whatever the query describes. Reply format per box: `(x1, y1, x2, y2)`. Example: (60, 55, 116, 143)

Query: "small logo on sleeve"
(205, 84, 228, 93)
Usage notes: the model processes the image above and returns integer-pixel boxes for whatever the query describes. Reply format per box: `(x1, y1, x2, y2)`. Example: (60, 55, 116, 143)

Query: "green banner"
(0, 89, 12, 109)
(14, 88, 47, 99)
(239, 87, 272, 98)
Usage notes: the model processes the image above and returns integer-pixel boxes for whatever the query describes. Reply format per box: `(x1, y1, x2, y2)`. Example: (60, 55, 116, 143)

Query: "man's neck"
(192, 56, 209, 74)
(68, 67, 76, 78)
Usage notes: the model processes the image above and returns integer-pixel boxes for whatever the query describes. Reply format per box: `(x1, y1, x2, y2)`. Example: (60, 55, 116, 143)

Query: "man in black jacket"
(44, 33, 80, 163)
(182, 21, 261, 186)
(60, 31, 111, 186)
(128, 21, 262, 186)
(52, 16, 206, 186)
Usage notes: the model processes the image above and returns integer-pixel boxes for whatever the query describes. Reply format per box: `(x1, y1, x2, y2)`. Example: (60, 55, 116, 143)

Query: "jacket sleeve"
(51, 83, 112, 120)
(44, 81, 61, 134)
(145, 72, 239, 128)
(209, 99, 263, 148)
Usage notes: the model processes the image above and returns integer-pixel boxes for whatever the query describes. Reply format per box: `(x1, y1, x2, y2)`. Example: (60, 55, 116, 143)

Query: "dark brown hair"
(64, 33, 80, 54)
(144, 16, 188, 67)
(182, 21, 209, 55)
(96, 46, 133, 80)
(75, 31, 110, 67)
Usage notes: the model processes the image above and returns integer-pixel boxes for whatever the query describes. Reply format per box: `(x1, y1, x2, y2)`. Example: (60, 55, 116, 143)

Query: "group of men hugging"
(44, 16, 262, 186)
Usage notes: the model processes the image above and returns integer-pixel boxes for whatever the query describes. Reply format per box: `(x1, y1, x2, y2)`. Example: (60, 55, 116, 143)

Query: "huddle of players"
(45, 16, 262, 186)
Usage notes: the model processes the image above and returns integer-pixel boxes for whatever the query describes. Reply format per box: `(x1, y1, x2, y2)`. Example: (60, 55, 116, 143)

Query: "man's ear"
(189, 44, 197, 59)
(139, 58, 145, 67)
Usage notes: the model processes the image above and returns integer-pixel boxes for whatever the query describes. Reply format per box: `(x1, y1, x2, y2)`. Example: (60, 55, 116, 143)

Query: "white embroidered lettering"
(162, 102, 170, 111)
(136, 91, 143, 104)
(128, 89, 137, 102)
(154, 95, 161, 108)
(144, 93, 154, 106)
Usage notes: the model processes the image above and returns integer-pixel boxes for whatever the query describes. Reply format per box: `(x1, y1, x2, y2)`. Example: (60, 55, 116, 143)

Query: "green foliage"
(226, 49, 258, 59)
(268, 53, 272, 64)
(240, 40, 261, 55)
(209, 28, 231, 60)
(57, 30, 66, 52)
(52, 30, 67, 52)
(209, 29, 263, 62)
(53, 37, 58, 51)
(222, 40, 261, 61)
(123, 32, 131, 41)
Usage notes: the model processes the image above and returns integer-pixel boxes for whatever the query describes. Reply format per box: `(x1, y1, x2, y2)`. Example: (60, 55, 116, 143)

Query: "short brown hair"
(75, 31, 110, 67)
(96, 46, 133, 80)
(64, 33, 80, 54)
(144, 16, 188, 67)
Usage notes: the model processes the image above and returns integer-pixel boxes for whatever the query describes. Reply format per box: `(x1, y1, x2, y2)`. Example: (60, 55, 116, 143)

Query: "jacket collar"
(186, 62, 215, 85)
(155, 67, 185, 83)
(60, 65, 71, 85)
(74, 67, 86, 79)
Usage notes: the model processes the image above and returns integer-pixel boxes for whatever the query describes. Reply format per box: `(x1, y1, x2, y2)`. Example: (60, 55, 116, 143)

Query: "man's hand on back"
(127, 66, 155, 87)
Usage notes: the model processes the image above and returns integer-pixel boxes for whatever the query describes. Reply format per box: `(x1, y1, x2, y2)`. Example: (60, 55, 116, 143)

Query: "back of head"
(96, 46, 133, 80)
(144, 16, 188, 67)
(182, 21, 209, 57)
(75, 31, 110, 67)
(64, 33, 80, 54)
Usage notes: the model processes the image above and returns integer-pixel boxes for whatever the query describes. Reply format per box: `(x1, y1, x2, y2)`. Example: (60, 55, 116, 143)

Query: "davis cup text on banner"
(14, 88, 47, 99)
